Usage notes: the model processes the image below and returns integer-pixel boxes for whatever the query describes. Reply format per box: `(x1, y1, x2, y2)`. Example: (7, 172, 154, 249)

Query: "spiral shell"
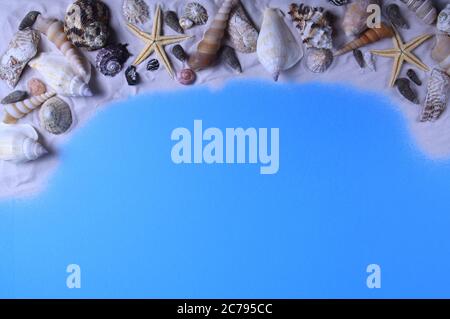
(122, 0, 150, 25)
(305, 48, 333, 73)
(0, 124, 47, 162)
(1, 91, 28, 105)
(2, 92, 56, 124)
(178, 68, 196, 85)
(399, 0, 437, 25)
(95, 44, 130, 77)
(420, 69, 450, 122)
(39, 97, 73, 135)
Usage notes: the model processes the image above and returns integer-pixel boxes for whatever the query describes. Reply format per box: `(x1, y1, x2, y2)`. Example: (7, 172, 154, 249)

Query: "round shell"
(95, 44, 130, 77)
(27, 78, 47, 96)
(178, 68, 196, 85)
(179, 17, 194, 30)
(182, 2, 208, 26)
(39, 97, 73, 135)
(147, 59, 160, 71)
(305, 48, 333, 73)
(122, 0, 150, 25)
(64, 0, 111, 51)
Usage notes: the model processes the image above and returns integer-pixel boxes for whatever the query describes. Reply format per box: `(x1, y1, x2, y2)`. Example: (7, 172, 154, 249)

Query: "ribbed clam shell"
(420, 69, 450, 122)
(399, 0, 437, 25)
(2, 92, 56, 124)
(305, 48, 333, 73)
(183, 2, 208, 26)
(122, 0, 150, 25)
(39, 97, 73, 135)
(0, 29, 40, 88)
(437, 4, 450, 34)
(95, 44, 130, 77)
(227, 3, 258, 54)
(64, 0, 110, 51)
(0, 124, 47, 162)
(342, 0, 379, 37)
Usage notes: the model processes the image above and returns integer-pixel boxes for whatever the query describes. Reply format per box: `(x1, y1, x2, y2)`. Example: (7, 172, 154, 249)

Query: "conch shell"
(334, 23, 394, 56)
(2, 92, 56, 124)
(399, 0, 437, 25)
(19, 11, 91, 82)
(342, 0, 379, 37)
(420, 68, 450, 122)
(29, 53, 93, 97)
(257, 8, 303, 81)
(188, 0, 234, 71)
(431, 34, 450, 75)
(0, 124, 47, 162)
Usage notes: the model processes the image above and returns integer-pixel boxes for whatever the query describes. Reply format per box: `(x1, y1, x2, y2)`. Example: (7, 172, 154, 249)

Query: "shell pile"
(420, 69, 450, 122)
(0, 124, 47, 162)
(122, 0, 150, 25)
(0, 30, 40, 88)
(95, 44, 130, 77)
(180, 2, 208, 30)
(288, 4, 334, 50)
(39, 97, 73, 135)
(227, 2, 259, 54)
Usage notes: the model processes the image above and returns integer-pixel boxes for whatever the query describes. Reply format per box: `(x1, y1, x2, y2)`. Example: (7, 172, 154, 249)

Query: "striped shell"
(420, 69, 450, 122)
(39, 97, 73, 135)
(147, 59, 160, 71)
(2, 92, 56, 124)
(399, 0, 437, 25)
(122, 0, 150, 25)
(329, 0, 348, 5)
(0, 124, 47, 162)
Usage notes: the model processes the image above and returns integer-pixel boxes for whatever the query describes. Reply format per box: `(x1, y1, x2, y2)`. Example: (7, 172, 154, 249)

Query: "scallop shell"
(182, 2, 208, 26)
(257, 8, 303, 81)
(227, 3, 259, 54)
(431, 34, 450, 75)
(39, 97, 73, 135)
(305, 48, 333, 73)
(27, 78, 47, 96)
(0, 29, 40, 88)
(363, 51, 376, 71)
(437, 4, 450, 35)
(420, 69, 450, 122)
(0, 124, 47, 162)
(29, 53, 93, 97)
(122, 0, 150, 25)
(342, 0, 379, 37)
(399, 0, 437, 25)
(95, 44, 130, 77)
(2, 92, 56, 124)
(221, 46, 242, 74)
(64, 0, 111, 51)
(165, 11, 184, 34)
(384, 4, 409, 29)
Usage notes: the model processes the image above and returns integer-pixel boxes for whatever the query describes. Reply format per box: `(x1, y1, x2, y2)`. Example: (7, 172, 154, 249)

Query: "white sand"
(0, 0, 448, 199)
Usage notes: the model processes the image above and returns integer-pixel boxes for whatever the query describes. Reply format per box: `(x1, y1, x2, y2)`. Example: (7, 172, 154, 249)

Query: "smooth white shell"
(0, 124, 47, 162)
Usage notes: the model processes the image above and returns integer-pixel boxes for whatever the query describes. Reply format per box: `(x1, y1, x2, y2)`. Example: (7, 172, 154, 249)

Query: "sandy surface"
(0, 0, 448, 199)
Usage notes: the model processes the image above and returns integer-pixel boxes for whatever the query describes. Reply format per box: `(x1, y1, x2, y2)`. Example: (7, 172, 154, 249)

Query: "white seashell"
(122, 0, 150, 25)
(305, 48, 333, 73)
(0, 124, 47, 162)
(179, 17, 194, 30)
(29, 53, 93, 97)
(431, 34, 450, 75)
(39, 97, 73, 135)
(400, 0, 437, 25)
(0, 30, 40, 88)
(420, 68, 450, 122)
(2, 92, 56, 124)
(257, 8, 303, 81)
(342, 0, 379, 37)
(227, 3, 259, 53)
(363, 51, 376, 72)
(437, 4, 450, 35)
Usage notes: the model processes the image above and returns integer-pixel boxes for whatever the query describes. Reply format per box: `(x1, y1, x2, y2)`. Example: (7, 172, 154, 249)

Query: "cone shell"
(400, 0, 437, 25)
(39, 97, 73, 135)
(334, 23, 394, 56)
(342, 0, 379, 37)
(29, 53, 93, 97)
(257, 8, 303, 81)
(420, 68, 450, 122)
(0, 124, 47, 162)
(227, 2, 259, 53)
(187, 0, 234, 71)
(2, 92, 56, 124)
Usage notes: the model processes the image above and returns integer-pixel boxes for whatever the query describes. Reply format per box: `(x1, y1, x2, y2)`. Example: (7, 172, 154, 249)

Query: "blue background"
(1, 81, 450, 298)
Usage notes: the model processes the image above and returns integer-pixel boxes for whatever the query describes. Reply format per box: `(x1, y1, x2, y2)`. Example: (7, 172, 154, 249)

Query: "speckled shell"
(172, 45, 188, 63)
(2, 92, 56, 124)
(305, 48, 333, 73)
(384, 4, 409, 29)
(227, 3, 259, 54)
(122, 0, 150, 25)
(165, 11, 184, 34)
(147, 59, 160, 71)
(182, 2, 208, 26)
(0, 29, 40, 88)
(95, 44, 130, 77)
(399, 0, 437, 25)
(342, 0, 379, 37)
(39, 97, 73, 135)
(64, 0, 110, 51)
(407, 69, 422, 86)
(0, 124, 47, 162)
(437, 4, 450, 35)
(420, 69, 450, 122)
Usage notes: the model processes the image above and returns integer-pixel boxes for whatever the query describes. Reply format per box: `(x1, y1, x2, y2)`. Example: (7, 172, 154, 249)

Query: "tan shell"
(227, 2, 258, 53)
(342, 0, 379, 37)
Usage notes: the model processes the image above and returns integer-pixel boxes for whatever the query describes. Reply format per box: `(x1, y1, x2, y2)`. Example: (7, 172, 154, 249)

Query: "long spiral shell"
(0, 124, 47, 162)
(334, 23, 394, 56)
(2, 92, 56, 124)
(187, 0, 234, 71)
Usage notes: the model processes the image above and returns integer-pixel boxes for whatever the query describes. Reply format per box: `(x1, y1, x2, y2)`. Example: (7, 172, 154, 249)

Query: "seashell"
(305, 48, 333, 73)
(399, 0, 437, 25)
(0, 124, 47, 162)
(179, 17, 195, 30)
(125, 65, 139, 85)
(328, 0, 348, 5)
(29, 53, 93, 97)
(165, 11, 184, 34)
(334, 23, 394, 56)
(2, 92, 56, 124)
(20, 12, 91, 82)
(257, 8, 303, 81)
(18, 11, 41, 31)
(27, 78, 47, 96)
(220, 46, 242, 74)
(384, 4, 409, 29)
(122, 0, 150, 25)
(431, 34, 450, 75)
(64, 0, 111, 51)
(227, 2, 259, 54)
(437, 4, 450, 35)
(188, 0, 234, 71)
(182, 2, 208, 27)
(0, 29, 40, 88)
(394, 78, 419, 104)
(342, 0, 379, 37)
(178, 68, 196, 85)
(172, 45, 188, 63)
(420, 69, 450, 122)
(353, 49, 365, 69)
(1, 91, 28, 105)
(363, 51, 376, 71)
(407, 69, 422, 86)
(95, 44, 130, 77)
(147, 59, 160, 71)
(288, 4, 334, 50)
(39, 97, 73, 135)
